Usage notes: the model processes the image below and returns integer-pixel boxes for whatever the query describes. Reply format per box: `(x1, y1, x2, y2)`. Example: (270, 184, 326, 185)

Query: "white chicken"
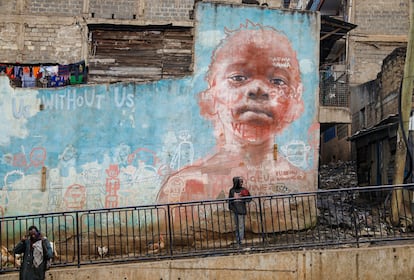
(43, 237, 59, 260)
(49, 241, 59, 260)
(97, 245, 108, 258)
(147, 235, 165, 254)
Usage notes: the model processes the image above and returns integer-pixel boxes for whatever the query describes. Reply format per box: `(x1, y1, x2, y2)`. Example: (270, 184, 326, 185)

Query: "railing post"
(76, 212, 81, 268)
(257, 197, 266, 246)
(166, 204, 173, 257)
(350, 191, 359, 248)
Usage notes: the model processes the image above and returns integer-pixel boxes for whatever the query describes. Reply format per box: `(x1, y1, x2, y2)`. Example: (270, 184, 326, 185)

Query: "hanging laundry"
(69, 61, 86, 85)
(22, 67, 36, 88)
(1, 61, 87, 88)
(58, 64, 70, 82)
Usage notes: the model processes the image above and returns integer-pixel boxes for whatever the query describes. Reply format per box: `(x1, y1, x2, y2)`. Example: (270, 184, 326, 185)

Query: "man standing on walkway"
(228, 176, 252, 245)
(14, 225, 53, 280)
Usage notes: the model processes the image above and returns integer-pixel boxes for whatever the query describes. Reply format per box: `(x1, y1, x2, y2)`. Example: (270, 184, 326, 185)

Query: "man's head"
(28, 225, 40, 241)
(232, 176, 243, 189)
(199, 23, 304, 145)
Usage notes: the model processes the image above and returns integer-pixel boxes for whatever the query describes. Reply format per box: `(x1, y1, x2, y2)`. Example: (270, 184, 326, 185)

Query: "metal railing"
(319, 68, 349, 107)
(1, 184, 414, 273)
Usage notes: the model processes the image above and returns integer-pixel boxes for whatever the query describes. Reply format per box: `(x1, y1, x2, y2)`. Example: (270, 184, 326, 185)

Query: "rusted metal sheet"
(88, 26, 193, 83)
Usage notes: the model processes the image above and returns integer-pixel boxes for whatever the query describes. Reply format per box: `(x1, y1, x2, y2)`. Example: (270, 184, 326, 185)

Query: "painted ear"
(284, 84, 305, 123)
(286, 100, 305, 123)
(292, 83, 303, 100)
(198, 89, 217, 118)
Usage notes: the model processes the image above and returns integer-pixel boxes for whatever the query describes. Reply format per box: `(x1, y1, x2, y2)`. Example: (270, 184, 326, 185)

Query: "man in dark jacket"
(14, 225, 53, 280)
(228, 176, 251, 245)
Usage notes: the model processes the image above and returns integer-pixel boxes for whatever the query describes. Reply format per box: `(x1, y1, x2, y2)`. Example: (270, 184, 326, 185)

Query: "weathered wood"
(88, 26, 193, 84)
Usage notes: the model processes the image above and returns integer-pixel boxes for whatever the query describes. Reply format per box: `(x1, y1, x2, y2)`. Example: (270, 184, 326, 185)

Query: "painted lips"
(235, 106, 274, 123)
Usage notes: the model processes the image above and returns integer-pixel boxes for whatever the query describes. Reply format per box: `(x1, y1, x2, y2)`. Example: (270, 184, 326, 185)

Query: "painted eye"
(270, 78, 287, 86)
(229, 75, 247, 82)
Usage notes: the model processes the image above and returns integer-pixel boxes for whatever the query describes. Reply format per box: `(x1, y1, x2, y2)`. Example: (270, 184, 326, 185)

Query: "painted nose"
(247, 80, 270, 101)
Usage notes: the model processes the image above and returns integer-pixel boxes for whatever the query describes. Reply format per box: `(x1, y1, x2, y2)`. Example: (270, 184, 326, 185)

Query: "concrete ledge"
(319, 106, 351, 123)
(1, 244, 414, 279)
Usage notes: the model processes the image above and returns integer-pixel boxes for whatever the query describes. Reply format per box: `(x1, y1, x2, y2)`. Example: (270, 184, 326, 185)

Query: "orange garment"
(32, 66, 40, 78)
(6, 67, 14, 78)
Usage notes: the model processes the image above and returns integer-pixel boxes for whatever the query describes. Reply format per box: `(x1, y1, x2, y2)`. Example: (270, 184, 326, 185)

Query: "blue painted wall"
(0, 3, 319, 216)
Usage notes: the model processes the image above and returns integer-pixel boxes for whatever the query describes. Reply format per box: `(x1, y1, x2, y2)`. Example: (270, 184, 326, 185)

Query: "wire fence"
(319, 69, 349, 107)
(2, 184, 414, 273)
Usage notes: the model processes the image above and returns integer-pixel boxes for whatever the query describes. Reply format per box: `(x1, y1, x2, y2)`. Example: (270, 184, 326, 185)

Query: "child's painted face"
(205, 29, 304, 144)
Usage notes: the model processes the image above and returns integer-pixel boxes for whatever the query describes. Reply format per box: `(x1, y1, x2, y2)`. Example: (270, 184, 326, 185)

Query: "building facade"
(0, 1, 320, 238)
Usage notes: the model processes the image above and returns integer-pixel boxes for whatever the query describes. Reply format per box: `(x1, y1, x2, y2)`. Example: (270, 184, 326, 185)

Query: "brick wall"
(348, 0, 408, 85)
(378, 47, 406, 119)
(0, 1, 17, 13)
(0, 0, 196, 64)
(353, 0, 409, 35)
(0, 22, 19, 60)
(27, 0, 83, 16)
(0, 0, 304, 66)
(22, 23, 83, 64)
(349, 46, 405, 185)
(89, 0, 139, 19)
(351, 47, 406, 135)
(145, 0, 194, 22)
(349, 43, 405, 85)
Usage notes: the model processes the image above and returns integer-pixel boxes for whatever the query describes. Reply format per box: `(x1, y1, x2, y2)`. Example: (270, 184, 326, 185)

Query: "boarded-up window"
(88, 24, 193, 84)
(337, 123, 348, 140)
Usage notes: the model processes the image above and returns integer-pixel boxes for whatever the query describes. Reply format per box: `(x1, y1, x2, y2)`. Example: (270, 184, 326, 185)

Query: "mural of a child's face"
(200, 28, 304, 145)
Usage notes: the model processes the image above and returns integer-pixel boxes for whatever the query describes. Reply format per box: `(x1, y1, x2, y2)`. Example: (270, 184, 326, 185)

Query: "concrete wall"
(351, 47, 406, 135)
(319, 107, 351, 124)
(344, 0, 408, 162)
(0, 3, 320, 228)
(319, 107, 352, 164)
(1, 244, 414, 279)
(349, 47, 406, 185)
(347, 0, 408, 86)
(320, 124, 352, 164)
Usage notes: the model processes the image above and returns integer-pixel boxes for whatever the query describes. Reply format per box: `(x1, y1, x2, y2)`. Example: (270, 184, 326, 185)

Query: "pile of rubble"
(319, 160, 358, 189)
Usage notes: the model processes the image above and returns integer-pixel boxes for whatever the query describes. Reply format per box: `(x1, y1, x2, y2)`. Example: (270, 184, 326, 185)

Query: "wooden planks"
(88, 26, 193, 83)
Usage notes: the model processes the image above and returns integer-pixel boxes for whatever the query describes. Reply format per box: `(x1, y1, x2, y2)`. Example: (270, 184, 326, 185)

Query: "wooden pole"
(392, 0, 414, 224)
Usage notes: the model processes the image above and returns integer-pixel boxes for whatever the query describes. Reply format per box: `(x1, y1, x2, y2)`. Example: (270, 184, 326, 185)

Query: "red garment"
(240, 189, 250, 197)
